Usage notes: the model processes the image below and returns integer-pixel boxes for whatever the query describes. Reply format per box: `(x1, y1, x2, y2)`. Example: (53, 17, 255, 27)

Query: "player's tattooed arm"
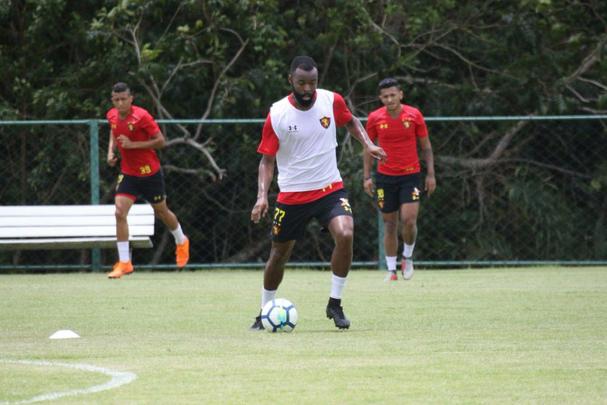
(346, 117, 387, 162)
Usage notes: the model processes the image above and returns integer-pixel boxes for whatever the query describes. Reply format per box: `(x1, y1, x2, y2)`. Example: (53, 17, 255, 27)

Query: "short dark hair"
(112, 82, 131, 94)
(290, 56, 317, 74)
(378, 78, 400, 92)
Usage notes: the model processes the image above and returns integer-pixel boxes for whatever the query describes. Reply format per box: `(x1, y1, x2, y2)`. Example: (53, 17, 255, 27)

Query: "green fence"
(1, 116, 606, 271)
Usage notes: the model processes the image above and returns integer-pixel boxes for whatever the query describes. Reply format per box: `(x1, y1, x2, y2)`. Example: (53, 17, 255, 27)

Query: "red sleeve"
(106, 109, 115, 125)
(140, 111, 161, 137)
(332, 93, 353, 127)
(415, 109, 428, 138)
(257, 114, 279, 155)
(365, 111, 378, 142)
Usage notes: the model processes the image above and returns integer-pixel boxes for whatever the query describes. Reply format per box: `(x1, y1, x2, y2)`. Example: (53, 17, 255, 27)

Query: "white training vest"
(269, 89, 342, 192)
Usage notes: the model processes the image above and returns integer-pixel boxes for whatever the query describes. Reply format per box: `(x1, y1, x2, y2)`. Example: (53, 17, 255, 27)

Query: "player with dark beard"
(250, 56, 386, 330)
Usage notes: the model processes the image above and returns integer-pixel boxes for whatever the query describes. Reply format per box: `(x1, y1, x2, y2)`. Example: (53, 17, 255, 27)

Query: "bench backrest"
(0, 205, 154, 238)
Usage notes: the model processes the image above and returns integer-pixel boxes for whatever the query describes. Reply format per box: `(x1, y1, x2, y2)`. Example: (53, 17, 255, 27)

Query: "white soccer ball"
(261, 298, 298, 333)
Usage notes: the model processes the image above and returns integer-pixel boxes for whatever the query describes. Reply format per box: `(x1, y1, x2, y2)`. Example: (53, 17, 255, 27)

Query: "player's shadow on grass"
(292, 328, 371, 334)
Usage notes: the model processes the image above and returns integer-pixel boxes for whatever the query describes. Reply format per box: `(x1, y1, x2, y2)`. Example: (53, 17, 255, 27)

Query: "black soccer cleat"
(250, 314, 265, 331)
(326, 298, 351, 330)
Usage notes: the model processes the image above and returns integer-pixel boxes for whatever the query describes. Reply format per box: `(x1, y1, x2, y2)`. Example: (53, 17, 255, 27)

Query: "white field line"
(0, 360, 137, 404)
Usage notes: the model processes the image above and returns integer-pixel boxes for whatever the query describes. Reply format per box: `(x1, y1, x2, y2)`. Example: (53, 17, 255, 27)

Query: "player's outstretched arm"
(346, 117, 386, 162)
(251, 154, 275, 223)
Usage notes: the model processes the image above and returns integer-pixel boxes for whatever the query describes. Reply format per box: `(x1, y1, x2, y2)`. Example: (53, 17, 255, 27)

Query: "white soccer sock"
(117, 241, 130, 262)
(403, 242, 416, 258)
(261, 288, 276, 309)
(170, 223, 187, 245)
(386, 256, 397, 271)
(330, 274, 347, 299)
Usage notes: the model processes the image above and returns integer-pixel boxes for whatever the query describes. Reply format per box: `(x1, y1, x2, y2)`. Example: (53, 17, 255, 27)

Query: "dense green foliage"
(2, 0, 605, 118)
(1, 1, 606, 265)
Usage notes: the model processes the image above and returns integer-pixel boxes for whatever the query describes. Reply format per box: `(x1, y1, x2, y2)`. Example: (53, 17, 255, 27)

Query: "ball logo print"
(261, 298, 298, 332)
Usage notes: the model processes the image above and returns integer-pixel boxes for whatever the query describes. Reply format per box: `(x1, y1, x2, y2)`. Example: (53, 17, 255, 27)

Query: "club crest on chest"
(320, 116, 331, 129)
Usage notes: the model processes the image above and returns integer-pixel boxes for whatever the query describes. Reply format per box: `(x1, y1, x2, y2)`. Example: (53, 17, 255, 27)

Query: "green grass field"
(1, 267, 606, 404)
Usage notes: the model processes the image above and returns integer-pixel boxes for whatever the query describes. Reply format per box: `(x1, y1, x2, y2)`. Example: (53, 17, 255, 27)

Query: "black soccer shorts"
(374, 172, 422, 213)
(115, 170, 166, 204)
(271, 189, 353, 242)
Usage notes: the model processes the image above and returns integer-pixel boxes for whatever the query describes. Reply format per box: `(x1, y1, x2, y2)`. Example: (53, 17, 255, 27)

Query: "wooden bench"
(0, 205, 155, 250)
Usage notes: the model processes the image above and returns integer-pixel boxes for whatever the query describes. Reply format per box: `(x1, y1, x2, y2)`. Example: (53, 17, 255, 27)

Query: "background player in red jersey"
(106, 82, 189, 278)
(363, 78, 436, 281)
(250, 56, 386, 330)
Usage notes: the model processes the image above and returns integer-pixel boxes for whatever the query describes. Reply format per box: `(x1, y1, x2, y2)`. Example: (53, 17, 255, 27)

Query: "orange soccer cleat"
(107, 261, 134, 279)
(384, 270, 398, 282)
(176, 237, 190, 268)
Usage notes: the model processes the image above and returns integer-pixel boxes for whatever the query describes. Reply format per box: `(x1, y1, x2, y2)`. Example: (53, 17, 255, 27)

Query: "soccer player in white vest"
(250, 56, 386, 330)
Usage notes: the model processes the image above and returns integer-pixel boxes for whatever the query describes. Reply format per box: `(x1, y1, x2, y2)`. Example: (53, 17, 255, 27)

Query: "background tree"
(0, 0, 605, 266)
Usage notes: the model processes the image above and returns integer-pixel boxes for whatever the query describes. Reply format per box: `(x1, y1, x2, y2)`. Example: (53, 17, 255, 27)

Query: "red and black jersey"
(106, 105, 161, 177)
(366, 104, 428, 176)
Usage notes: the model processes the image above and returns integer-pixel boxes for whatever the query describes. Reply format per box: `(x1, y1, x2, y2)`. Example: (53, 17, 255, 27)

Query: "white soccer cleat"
(401, 257, 414, 280)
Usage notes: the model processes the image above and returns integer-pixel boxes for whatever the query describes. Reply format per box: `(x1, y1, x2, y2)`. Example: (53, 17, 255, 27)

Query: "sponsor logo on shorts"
(412, 187, 420, 201)
(340, 198, 352, 213)
(116, 174, 124, 191)
(376, 188, 384, 209)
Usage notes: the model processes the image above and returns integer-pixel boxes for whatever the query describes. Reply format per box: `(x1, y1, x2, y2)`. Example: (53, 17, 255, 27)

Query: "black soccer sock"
(328, 297, 341, 307)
